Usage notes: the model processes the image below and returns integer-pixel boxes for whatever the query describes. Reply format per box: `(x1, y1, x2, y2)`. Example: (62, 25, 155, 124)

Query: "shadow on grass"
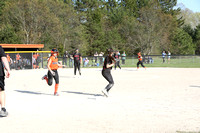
(15, 90, 52, 96)
(62, 91, 103, 97)
(189, 85, 200, 88)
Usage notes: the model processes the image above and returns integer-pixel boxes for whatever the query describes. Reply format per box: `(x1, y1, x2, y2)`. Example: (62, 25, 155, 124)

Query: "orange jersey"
(33, 54, 39, 59)
(138, 55, 142, 61)
(16, 54, 20, 60)
(48, 56, 58, 70)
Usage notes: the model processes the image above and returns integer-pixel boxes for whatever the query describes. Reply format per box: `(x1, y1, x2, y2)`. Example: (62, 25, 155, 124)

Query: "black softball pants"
(47, 70, 59, 86)
(102, 69, 114, 92)
(74, 62, 81, 75)
(137, 61, 145, 68)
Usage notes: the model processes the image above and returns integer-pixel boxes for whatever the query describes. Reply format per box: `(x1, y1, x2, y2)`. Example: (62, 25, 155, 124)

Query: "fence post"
(41, 52, 43, 68)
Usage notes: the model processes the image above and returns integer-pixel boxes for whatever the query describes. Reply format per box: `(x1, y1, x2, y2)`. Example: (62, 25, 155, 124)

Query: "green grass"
(38, 56, 200, 69)
(120, 56, 200, 68)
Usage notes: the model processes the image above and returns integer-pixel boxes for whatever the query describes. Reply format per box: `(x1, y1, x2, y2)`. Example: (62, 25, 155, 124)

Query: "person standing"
(16, 53, 21, 69)
(162, 51, 166, 63)
(0, 46, 10, 117)
(113, 50, 121, 70)
(42, 48, 64, 96)
(63, 51, 69, 67)
(168, 51, 171, 64)
(73, 49, 82, 77)
(102, 48, 116, 97)
(137, 52, 146, 70)
(121, 51, 126, 65)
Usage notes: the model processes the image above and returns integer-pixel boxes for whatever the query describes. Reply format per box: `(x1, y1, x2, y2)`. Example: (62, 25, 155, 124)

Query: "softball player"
(42, 48, 64, 96)
(137, 52, 146, 70)
(102, 48, 116, 97)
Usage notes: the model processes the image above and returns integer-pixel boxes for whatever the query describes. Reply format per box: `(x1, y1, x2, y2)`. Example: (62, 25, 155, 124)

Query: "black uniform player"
(102, 48, 116, 97)
(113, 51, 121, 70)
(0, 46, 10, 117)
(73, 49, 82, 76)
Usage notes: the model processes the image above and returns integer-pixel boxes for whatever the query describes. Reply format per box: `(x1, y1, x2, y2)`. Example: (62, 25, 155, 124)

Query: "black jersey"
(113, 53, 120, 61)
(0, 46, 6, 76)
(103, 56, 113, 70)
(73, 53, 81, 62)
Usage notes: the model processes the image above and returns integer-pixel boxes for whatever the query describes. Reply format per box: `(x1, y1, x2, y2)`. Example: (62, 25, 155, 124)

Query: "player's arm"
(80, 56, 82, 64)
(1, 57, 10, 78)
(47, 58, 55, 76)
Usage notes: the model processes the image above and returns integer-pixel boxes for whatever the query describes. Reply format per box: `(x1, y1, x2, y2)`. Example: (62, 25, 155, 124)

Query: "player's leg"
(77, 62, 81, 75)
(102, 70, 114, 97)
(74, 62, 77, 75)
(53, 70, 59, 96)
(141, 61, 145, 68)
(0, 77, 8, 117)
(137, 61, 140, 69)
(47, 70, 53, 86)
(117, 61, 121, 69)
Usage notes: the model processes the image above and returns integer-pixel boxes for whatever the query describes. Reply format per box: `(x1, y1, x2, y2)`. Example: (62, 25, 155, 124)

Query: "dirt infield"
(0, 68, 200, 133)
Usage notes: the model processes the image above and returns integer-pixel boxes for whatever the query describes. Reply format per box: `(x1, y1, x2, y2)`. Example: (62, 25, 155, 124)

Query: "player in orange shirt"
(42, 48, 64, 96)
(137, 52, 146, 70)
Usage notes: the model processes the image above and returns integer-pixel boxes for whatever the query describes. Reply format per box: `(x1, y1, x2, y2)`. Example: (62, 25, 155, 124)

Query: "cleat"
(0, 110, 8, 117)
(102, 89, 109, 97)
(42, 75, 47, 80)
(54, 92, 59, 96)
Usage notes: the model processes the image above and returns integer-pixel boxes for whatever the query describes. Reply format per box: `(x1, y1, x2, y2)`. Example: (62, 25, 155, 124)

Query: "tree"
(194, 24, 200, 54)
(170, 28, 195, 54)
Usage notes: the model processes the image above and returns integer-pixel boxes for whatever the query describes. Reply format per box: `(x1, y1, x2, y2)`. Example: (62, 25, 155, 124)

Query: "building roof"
(0, 44, 44, 48)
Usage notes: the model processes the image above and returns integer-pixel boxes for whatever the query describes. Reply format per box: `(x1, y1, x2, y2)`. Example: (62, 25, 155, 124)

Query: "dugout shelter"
(0, 44, 45, 69)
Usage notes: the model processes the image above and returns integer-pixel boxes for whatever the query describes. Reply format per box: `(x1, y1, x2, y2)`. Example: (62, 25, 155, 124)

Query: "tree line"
(0, 0, 199, 55)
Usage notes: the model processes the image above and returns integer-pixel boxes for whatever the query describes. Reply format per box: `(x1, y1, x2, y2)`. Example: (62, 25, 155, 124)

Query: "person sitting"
(84, 57, 89, 67)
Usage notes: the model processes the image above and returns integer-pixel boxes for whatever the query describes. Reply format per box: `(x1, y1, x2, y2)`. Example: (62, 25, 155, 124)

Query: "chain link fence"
(5, 52, 200, 70)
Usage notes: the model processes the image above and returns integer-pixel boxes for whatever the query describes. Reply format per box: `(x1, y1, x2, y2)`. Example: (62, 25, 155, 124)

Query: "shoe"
(0, 110, 8, 117)
(42, 75, 47, 80)
(54, 92, 59, 96)
(102, 89, 109, 97)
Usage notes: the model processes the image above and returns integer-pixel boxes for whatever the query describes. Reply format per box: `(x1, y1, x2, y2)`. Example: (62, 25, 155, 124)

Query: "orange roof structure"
(0, 44, 44, 48)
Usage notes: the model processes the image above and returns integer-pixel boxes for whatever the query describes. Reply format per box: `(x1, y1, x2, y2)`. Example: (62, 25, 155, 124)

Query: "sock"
(55, 84, 59, 93)
(44, 77, 48, 84)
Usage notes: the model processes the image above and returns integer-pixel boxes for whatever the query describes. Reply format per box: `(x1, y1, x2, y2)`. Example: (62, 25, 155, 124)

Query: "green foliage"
(0, 0, 197, 55)
(171, 28, 195, 54)
(194, 24, 200, 54)
(0, 24, 21, 43)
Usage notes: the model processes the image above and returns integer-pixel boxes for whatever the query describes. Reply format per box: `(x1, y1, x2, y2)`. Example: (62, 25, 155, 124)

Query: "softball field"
(0, 68, 200, 133)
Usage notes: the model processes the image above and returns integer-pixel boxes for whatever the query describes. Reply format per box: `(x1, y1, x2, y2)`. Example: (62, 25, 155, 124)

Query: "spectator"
(84, 57, 89, 67)
(99, 52, 104, 66)
(63, 51, 69, 67)
(113, 50, 121, 70)
(168, 51, 171, 64)
(162, 51, 166, 63)
(94, 52, 98, 64)
(121, 51, 126, 64)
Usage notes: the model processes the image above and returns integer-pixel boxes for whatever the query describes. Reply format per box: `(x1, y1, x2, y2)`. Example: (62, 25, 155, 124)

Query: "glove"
(50, 70, 55, 76)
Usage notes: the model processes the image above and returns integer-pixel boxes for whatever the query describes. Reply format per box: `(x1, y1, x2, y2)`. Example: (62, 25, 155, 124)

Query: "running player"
(42, 48, 64, 96)
(137, 52, 146, 70)
(102, 48, 116, 97)
(73, 49, 82, 77)
(0, 46, 10, 117)
(113, 50, 121, 70)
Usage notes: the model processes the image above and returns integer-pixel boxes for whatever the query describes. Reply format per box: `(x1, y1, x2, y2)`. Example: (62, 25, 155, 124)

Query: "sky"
(177, 0, 200, 13)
